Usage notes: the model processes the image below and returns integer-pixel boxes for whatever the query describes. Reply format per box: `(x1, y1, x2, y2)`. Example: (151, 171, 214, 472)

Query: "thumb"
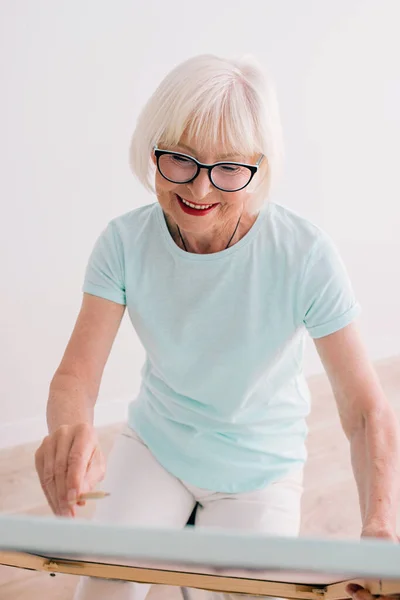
(80, 449, 106, 494)
(346, 585, 363, 595)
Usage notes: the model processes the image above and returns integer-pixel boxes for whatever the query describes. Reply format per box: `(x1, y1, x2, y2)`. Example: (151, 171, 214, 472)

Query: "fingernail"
(346, 584, 362, 594)
(67, 489, 77, 504)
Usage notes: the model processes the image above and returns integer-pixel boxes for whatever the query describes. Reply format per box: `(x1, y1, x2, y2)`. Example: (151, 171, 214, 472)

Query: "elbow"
(356, 403, 400, 441)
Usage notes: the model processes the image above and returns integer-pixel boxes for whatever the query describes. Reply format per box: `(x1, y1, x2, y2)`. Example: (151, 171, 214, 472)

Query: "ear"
(151, 150, 157, 166)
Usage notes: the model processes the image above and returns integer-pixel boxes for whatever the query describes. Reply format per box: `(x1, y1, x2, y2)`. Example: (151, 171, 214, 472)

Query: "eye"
(172, 155, 193, 165)
(220, 165, 241, 173)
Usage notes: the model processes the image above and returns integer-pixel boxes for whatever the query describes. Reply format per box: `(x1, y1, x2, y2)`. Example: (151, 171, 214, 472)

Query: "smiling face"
(152, 132, 260, 236)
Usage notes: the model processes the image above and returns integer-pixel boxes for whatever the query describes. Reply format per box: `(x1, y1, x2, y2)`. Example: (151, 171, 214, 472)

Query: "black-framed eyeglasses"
(154, 146, 264, 192)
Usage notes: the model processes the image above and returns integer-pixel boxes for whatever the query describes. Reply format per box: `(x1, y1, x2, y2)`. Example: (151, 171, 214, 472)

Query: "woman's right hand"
(35, 423, 106, 517)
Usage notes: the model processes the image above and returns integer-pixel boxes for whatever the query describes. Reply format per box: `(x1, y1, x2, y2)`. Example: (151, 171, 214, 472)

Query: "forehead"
(173, 131, 254, 163)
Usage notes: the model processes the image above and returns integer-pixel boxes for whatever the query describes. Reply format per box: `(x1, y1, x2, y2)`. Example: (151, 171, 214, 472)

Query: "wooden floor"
(1, 355, 399, 599)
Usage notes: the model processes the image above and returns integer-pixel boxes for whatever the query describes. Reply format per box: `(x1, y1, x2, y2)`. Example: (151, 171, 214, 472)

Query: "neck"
(165, 210, 258, 254)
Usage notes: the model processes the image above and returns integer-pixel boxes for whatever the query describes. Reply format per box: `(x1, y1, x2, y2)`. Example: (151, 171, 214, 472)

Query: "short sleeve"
(82, 221, 126, 305)
(298, 233, 361, 339)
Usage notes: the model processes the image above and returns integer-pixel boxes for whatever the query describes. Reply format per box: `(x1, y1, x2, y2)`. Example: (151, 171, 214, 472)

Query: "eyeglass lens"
(158, 154, 252, 191)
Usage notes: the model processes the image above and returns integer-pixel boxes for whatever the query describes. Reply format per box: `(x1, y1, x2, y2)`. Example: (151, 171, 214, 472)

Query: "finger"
(54, 427, 74, 516)
(65, 425, 97, 504)
(40, 437, 59, 514)
(345, 584, 374, 600)
(35, 445, 56, 513)
(80, 447, 106, 494)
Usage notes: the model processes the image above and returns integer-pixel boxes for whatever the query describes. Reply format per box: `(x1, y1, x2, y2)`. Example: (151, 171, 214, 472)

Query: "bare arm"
(47, 293, 125, 432)
(35, 293, 125, 516)
(314, 322, 400, 538)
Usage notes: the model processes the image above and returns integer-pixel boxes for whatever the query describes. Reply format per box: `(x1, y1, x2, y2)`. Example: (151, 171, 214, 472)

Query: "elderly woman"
(35, 54, 399, 600)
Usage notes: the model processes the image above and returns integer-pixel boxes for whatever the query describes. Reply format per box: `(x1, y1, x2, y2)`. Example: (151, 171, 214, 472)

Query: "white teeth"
(180, 197, 213, 210)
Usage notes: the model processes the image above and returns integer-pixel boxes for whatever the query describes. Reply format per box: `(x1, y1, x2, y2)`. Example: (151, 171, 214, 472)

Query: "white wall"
(1, 0, 399, 448)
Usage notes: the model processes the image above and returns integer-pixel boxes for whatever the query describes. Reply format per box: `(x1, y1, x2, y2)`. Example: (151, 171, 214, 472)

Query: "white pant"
(74, 426, 303, 600)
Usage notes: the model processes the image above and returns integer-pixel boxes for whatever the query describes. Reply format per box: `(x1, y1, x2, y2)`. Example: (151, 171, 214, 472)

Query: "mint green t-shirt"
(83, 202, 361, 493)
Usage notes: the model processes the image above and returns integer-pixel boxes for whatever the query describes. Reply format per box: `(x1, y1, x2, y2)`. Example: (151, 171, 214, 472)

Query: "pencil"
(68, 491, 110, 506)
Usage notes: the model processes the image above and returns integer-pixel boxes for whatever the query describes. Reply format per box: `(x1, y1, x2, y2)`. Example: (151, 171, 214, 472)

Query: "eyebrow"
(177, 143, 242, 162)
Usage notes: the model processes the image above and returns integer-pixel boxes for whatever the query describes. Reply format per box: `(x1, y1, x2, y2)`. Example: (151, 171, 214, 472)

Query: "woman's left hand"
(346, 583, 400, 600)
(346, 530, 399, 600)
(345, 527, 399, 600)
(361, 523, 398, 542)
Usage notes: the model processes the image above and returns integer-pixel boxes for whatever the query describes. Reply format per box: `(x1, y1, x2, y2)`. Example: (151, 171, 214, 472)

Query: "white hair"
(129, 54, 284, 211)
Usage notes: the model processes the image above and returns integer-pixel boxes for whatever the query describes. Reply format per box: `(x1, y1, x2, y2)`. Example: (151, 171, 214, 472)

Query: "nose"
(188, 168, 213, 200)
